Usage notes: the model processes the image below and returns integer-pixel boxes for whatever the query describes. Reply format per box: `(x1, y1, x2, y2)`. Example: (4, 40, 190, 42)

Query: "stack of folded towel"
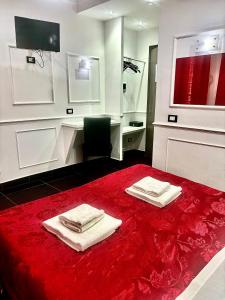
(126, 176, 182, 208)
(59, 204, 105, 233)
(43, 204, 122, 252)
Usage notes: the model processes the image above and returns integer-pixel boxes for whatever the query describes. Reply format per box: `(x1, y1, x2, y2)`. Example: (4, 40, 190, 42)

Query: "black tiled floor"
(1, 177, 29, 193)
(122, 150, 150, 167)
(1, 178, 43, 195)
(5, 183, 59, 205)
(45, 174, 85, 191)
(0, 194, 15, 211)
(0, 151, 151, 209)
(74, 158, 121, 181)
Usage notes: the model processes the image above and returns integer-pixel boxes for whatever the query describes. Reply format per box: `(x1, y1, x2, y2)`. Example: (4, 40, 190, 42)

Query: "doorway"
(145, 45, 158, 164)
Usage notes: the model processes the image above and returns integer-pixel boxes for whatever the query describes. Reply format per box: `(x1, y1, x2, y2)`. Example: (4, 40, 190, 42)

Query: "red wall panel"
(174, 55, 211, 105)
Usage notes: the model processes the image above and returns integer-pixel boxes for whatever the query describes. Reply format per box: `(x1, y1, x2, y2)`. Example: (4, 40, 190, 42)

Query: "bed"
(0, 164, 225, 300)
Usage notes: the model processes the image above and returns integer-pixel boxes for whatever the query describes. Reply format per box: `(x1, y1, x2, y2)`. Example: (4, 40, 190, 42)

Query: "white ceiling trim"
(78, 0, 160, 31)
(76, 0, 110, 13)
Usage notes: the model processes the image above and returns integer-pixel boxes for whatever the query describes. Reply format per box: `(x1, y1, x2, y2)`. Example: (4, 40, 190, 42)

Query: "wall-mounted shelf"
(122, 126, 145, 135)
(62, 119, 120, 130)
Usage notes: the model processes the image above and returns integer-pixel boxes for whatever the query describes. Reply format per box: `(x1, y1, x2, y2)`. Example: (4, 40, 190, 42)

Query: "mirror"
(171, 28, 225, 107)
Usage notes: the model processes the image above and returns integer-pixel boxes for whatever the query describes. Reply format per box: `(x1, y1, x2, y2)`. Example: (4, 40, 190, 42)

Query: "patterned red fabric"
(0, 165, 225, 300)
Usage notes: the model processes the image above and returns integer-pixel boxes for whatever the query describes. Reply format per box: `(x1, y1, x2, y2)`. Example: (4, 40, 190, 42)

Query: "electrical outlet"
(66, 108, 74, 115)
(26, 56, 36, 64)
(128, 137, 133, 143)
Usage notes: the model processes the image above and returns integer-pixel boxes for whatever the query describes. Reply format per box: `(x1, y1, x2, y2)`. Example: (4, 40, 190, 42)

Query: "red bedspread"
(0, 165, 225, 300)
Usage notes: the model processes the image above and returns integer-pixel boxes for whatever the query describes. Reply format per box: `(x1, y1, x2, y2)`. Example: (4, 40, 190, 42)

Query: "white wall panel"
(105, 17, 123, 116)
(67, 53, 100, 103)
(0, 120, 66, 183)
(153, 125, 225, 191)
(136, 28, 158, 113)
(16, 128, 58, 168)
(124, 29, 137, 59)
(166, 138, 225, 191)
(104, 17, 123, 160)
(9, 47, 54, 104)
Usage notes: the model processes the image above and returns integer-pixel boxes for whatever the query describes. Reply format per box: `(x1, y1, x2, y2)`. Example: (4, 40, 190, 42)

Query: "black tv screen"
(15, 16, 60, 52)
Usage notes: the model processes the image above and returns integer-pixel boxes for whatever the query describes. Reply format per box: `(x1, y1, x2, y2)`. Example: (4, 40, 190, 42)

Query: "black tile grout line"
(0, 192, 17, 206)
(39, 180, 62, 192)
(3, 182, 54, 195)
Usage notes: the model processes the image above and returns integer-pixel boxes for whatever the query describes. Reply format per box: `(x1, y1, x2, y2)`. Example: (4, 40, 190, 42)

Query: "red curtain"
(174, 55, 211, 105)
(215, 53, 225, 106)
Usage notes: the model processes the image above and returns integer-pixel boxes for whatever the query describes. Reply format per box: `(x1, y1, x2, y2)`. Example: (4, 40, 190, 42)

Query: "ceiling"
(78, 0, 160, 31)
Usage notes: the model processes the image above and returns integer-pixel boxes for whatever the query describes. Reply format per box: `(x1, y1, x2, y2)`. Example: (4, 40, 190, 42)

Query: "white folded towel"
(58, 204, 104, 233)
(60, 215, 104, 233)
(59, 204, 104, 226)
(126, 184, 182, 208)
(133, 176, 170, 197)
(43, 212, 122, 252)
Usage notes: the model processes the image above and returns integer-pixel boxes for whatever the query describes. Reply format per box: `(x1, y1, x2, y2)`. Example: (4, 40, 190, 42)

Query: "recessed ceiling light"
(145, 0, 159, 6)
(137, 20, 147, 30)
(106, 10, 117, 18)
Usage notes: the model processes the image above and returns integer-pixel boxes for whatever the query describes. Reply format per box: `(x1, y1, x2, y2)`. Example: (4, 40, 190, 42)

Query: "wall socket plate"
(26, 56, 36, 64)
(66, 108, 74, 114)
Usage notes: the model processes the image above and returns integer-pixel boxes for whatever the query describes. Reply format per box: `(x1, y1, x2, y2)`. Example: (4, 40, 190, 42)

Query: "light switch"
(168, 115, 178, 123)
(26, 56, 36, 64)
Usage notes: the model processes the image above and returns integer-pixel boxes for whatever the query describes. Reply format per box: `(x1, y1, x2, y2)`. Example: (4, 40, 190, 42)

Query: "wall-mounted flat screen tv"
(15, 16, 60, 52)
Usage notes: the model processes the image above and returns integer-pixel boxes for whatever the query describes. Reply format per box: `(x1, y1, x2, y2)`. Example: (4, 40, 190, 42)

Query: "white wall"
(0, 0, 106, 182)
(122, 27, 158, 153)
(123, 27, 158, 124)
(136, 28, 158, 112)
(124, 29, 137, 58)
(105, 17, 123, 117)
(123, 28, 158, 113)
(104, 17, 124, 160)
(153, 0, 225, 191)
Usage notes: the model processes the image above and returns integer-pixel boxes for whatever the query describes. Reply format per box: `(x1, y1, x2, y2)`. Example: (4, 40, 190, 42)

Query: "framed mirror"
(170, 28, 225, 108)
